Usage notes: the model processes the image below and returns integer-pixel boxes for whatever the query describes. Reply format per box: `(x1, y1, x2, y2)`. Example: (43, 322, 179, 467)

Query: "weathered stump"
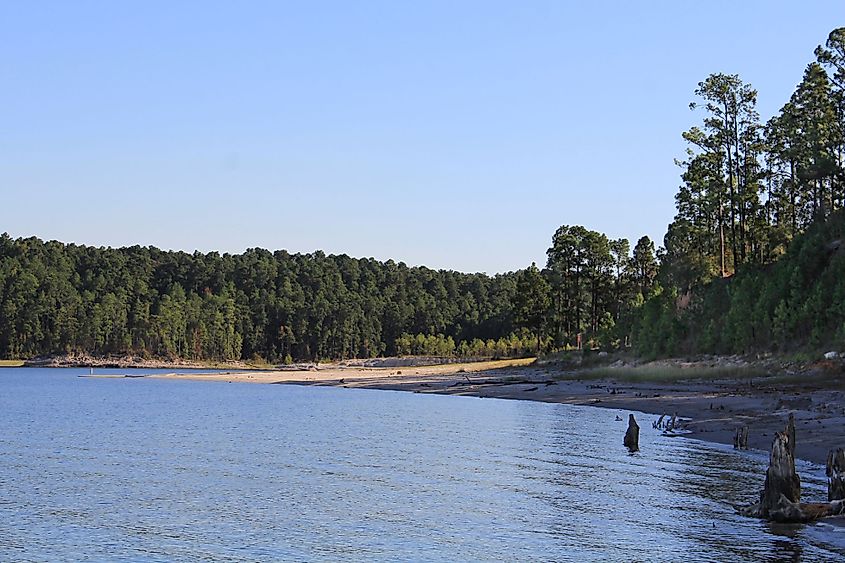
(733, 426, 749, 450)
(740, 414, 845, 522)
(623, 414, 639, 452)
(827, 448, 845, 502)
(758, 419, 801, 521)
(786, 412, 796, 458)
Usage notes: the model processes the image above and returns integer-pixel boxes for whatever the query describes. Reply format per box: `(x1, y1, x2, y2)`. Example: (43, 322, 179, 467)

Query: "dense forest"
(0, 237, 537, 361)
(2, 29, 844, 362)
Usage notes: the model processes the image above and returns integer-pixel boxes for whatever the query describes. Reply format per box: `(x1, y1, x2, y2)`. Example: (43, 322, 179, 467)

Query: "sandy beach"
(144, 357, 845, 466)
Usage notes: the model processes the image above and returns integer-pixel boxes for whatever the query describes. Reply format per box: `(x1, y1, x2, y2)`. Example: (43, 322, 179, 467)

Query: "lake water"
(0, 368, 843, 562)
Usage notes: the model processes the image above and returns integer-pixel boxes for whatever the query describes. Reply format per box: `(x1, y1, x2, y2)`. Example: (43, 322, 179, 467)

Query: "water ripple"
(0, 368, 842, 561)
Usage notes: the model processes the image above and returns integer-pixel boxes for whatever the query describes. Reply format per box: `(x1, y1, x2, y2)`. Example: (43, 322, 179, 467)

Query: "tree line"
(0, 236, 524, 361)
(0, 227, 655, 362)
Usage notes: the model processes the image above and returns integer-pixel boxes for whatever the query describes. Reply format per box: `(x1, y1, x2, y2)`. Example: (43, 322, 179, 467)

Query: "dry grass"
(0, 360, 25, 367)
(554, 363, 769, 383)
(762, 370, 844, 386)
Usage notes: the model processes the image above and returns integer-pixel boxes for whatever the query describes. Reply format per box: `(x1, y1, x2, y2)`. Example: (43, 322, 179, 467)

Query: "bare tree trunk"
(790, 160, 797, 236)
(719, 199, 727, 277)
(725, 102, 738, 273)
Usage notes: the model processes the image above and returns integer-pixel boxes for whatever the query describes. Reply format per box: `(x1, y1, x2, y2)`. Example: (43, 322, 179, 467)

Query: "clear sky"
(2, 1, 842, 273)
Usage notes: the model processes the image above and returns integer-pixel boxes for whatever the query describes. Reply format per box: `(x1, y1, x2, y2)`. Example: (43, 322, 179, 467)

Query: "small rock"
(824, 351, 839, 360)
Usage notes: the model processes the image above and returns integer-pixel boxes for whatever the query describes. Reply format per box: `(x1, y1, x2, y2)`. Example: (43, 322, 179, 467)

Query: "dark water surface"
(1, 368, 843, 562)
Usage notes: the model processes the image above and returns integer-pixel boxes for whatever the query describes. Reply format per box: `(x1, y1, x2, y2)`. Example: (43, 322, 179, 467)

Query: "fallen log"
(623, 414, 639, 452)
(740, 414, 845, 522)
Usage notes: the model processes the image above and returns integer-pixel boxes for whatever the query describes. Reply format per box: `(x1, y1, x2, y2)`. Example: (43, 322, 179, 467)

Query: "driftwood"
(740, 415, 845, 522)
(667, 412, 678, 432)
(733, 426, 749, 450)
(828, 448, 845, 502)
(654, 412, 684, 433)
(624, 414, 639, 452)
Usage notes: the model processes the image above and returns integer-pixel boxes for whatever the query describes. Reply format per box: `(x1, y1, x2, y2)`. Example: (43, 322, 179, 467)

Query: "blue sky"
(2, 1, 842, 273)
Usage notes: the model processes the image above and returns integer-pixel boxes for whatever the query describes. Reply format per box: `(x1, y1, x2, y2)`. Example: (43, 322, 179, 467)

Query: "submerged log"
(623, 414, 639, 452)
(827, 448, 845, 502)
(740, 414, 845, 522)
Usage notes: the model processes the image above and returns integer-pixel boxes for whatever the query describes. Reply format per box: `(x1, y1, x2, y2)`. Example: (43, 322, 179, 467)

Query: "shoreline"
(133, 357, 845, 466)
(22, 354, 261, 370)
(323, 369, 845, 467)
(18, 353, 524, 371)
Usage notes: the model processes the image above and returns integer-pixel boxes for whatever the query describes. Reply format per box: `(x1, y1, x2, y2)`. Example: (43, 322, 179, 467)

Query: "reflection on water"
(0, 368, 842, 562)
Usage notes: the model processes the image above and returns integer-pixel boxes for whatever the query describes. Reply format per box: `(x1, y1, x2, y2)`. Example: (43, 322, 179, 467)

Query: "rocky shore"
(23, 353, 253, 370)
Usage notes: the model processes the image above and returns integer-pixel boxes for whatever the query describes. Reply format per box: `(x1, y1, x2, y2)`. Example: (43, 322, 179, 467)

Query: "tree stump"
(758, 418, 801, 521)
(733, 426, 749, 450)
(786, 412, 796, 458)
(740, 414, 845, 522)
(827, 448, 845, 502)
(624, 414, 639, 452)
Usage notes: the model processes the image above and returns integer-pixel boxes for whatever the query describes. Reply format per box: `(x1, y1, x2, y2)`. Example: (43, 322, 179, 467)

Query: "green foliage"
(394, 333, 455, 357)
(513, 263, 551, 352)
(544, 226, 655, 352)
(0, 235, 518, 362)
(393, 331, 537, 359)
(633, 28, 845, 357)
(635, 210, 845, 355)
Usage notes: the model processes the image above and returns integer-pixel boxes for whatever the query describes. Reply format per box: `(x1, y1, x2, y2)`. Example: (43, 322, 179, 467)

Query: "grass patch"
(763, 371, 844, 386)
(554, 364, 769, 383)
(0, 360, 25, 367)
(244, 359, 275, 370)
